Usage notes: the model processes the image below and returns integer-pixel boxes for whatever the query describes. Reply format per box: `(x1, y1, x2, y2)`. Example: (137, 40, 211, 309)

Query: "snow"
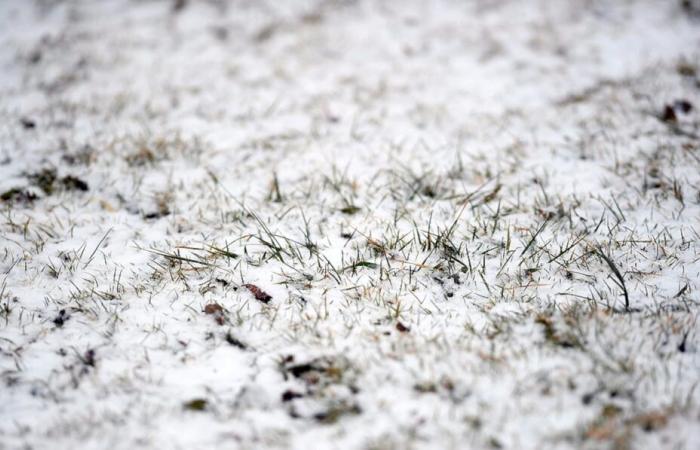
(1, 0, 700, 449)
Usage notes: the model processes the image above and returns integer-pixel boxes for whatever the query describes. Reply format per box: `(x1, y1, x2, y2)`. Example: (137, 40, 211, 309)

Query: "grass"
(1, 1, 699, 450)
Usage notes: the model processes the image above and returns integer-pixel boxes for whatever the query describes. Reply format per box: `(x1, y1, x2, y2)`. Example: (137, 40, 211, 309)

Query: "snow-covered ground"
(1, 1, 700, 449)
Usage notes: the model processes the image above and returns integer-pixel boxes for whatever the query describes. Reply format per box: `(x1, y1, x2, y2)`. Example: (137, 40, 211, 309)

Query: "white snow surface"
(1, 1, 700, 449)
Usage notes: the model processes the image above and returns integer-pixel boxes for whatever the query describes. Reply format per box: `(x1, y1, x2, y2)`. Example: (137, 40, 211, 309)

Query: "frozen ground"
(1, 1, 700, 449)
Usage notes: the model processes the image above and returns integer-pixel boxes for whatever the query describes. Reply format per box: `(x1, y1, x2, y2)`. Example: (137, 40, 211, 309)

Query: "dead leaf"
(204, 303, 225, 325)
(183, 398, 207, 411)
(633, 411, 668, 432)
(243, 284, 272, 303)
(396, 322, 410, 333)
(204, 303, 223, 314)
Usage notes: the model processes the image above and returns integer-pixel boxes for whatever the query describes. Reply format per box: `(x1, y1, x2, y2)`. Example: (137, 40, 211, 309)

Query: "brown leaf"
(661, 105, 677, 123)
(585, 421, 617, 441)
(281, 390, 303, 402)
(60, 176, 89, 192)
(396, 322, 410, 333)
(183, 398, 207, 411)
(204, 303, 223, 315)
(243, 284, 272, 303)
(633, 411, 668, 432)
(203, 303, 225, 325)
(1, 188, 37, 204)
